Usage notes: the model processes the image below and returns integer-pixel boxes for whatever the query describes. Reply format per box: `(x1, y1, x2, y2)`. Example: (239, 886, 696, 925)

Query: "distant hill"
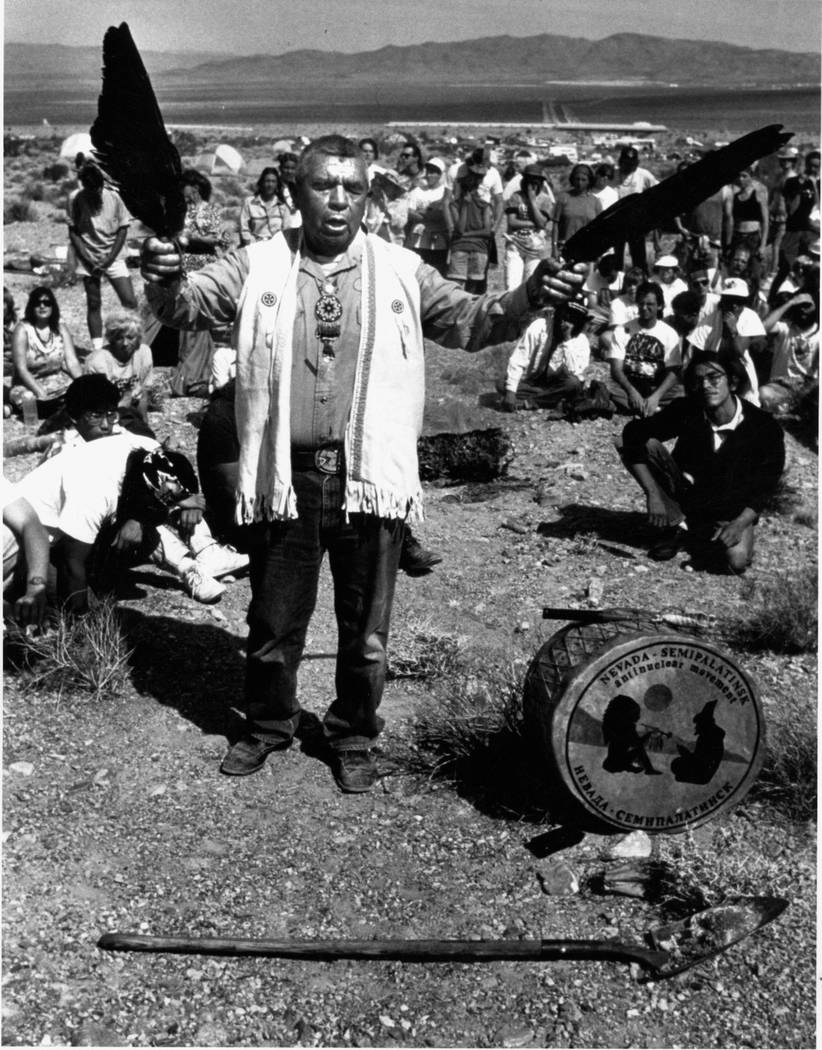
(3, 41, 228, 88)
(5, 32, 819, 94)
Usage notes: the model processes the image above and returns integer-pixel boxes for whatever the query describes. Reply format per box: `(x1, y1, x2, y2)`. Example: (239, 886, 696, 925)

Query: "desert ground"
(2, 130, 817, 1048)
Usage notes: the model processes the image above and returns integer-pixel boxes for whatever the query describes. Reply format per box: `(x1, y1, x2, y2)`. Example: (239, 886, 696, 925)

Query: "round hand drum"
(523, 621, 765, 834)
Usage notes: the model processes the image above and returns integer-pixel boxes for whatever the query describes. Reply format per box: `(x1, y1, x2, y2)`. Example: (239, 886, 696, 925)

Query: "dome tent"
(212, 143, 244, 174)
(59, 132, 93, 161)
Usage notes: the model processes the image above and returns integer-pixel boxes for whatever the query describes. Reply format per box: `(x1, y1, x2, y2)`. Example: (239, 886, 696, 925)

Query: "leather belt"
(291, 447, 345, 475)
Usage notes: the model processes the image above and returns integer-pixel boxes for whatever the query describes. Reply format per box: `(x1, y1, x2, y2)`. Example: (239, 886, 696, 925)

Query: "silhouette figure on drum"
(601, 694, 663, 775)
(671, 700, 726, 784)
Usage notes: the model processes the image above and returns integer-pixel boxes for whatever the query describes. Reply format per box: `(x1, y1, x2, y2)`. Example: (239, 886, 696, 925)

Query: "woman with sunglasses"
(10, 286, 81, 425)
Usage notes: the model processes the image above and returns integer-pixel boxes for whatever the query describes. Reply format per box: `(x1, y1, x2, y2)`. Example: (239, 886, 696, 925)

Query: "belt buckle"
(315, 447, 341, 474)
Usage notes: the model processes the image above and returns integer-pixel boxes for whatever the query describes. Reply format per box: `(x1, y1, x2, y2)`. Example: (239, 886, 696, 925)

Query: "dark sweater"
(621, 396, 785, 523)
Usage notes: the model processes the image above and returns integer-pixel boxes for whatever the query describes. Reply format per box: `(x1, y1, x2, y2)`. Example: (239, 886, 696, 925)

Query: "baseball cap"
(424, 157, 446, 173)
(653, 254, 679, 269)
(720, 277, 749, 299)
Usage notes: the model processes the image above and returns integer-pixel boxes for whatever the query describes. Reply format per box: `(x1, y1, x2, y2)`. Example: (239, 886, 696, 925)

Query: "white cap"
(720, 277, 749, 299)
(654, 254, 679, 269)
(424, 157, 446, 173)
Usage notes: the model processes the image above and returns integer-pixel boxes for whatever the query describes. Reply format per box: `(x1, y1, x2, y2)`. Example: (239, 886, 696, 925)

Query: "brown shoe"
(220, 736, 288, 776)
(332, 750, 378, 793)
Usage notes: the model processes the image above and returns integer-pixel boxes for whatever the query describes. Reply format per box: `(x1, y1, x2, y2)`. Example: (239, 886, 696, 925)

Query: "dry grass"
(387, 616, 461, 680)
(730, 570, 818, 654)
(4, 597, 133, 702)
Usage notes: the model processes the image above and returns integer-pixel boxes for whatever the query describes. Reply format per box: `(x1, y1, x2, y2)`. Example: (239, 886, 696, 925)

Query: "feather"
(563, 124, 793, 264)
(89, 22, 186, 238)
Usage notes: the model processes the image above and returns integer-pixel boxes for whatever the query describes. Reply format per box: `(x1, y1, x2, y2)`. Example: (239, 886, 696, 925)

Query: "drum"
(523, 618, 765, 834)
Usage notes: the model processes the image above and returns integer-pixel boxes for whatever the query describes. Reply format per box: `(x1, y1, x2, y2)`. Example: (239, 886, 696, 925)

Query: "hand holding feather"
(141, 236, 184, 285)
(525, 258, 588, 307)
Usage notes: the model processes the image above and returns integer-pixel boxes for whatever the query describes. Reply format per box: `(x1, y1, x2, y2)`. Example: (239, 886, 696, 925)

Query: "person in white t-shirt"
(599, 266, 643, 357)
(759, 292, 819, 412)
(607, 280, 682, 416)
(593, 162, 619, 211)
(502, 301, 590, 410)
(652, 254, 688, 313)
(688, 278, 765, 405)
(502, 149, 539, 201)
(614, 146, 658, 272)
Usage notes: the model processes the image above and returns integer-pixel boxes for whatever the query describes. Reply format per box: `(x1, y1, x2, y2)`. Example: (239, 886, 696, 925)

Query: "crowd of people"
(3, 130, 818, 793)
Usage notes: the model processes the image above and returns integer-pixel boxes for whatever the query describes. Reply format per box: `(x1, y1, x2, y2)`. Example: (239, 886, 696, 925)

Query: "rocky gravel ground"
(3, 198, 817, 1048)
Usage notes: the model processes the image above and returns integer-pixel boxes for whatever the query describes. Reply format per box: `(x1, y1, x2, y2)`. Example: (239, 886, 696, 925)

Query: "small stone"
(210, 608, 227, 621)
(610, 831, 652, 859)
(558, 999, 583, 1025)
(496, 1021, 535, 1047)
(586, 577, 605, 604)
(634, 564, 650, 574)
(8, 762, 34, 777)
(536, 859, 579, 895)
(379, 1014, 396, 1028)
(70, 1022, 128, 1047)
(194, 1022, 229, 1046)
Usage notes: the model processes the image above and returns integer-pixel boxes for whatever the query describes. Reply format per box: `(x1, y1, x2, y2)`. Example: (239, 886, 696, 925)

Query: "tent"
(59, 132, 93, 161)
(212, 143, 244, 174)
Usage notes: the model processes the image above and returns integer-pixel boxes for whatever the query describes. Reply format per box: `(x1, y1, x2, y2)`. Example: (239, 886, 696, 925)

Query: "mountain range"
(5, 32, 819, 93)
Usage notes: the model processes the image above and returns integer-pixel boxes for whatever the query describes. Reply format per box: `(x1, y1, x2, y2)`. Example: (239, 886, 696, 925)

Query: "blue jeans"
(244, 469, 404, 751)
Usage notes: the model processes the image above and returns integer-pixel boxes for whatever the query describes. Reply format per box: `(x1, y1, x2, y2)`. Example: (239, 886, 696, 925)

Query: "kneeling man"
(617, 350, 785, 572)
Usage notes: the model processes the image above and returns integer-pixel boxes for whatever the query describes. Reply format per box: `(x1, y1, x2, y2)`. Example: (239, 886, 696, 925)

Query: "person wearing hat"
(404, 157, 451, 276)
(759, 292, 819, 414)
(448, 148, 498, 293)
(613, 146, 658, 272)
(652, 254, 688, 313)
(618, 348, 785, 571)
(501, 300, 590, 411)
(688, 277, 765, 405)
(503, 162, 554, 290)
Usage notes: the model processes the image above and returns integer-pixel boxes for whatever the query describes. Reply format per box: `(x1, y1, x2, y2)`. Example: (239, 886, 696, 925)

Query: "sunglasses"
(34, 298, 52, 306)
(400, 151, 416, 158)
(690, 278, 710, 286)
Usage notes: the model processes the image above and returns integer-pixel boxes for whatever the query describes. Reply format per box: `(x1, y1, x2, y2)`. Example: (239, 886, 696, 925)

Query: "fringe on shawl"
(343, 479, 424, 523)
(235, 484, 298, 525)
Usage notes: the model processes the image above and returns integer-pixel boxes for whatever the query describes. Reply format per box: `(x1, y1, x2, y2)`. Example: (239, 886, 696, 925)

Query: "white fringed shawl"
(233, 231, 426, 524)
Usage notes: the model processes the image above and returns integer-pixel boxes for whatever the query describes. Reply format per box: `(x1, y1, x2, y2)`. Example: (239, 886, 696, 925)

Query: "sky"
(4, 0, 821, 55)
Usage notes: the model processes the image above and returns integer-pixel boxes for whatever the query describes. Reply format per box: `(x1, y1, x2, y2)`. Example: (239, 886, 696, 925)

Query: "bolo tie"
(315, 279, 343, 357)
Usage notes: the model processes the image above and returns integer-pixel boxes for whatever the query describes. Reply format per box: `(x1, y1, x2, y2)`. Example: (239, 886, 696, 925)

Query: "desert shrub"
(42, 161, 70, 182)
(418, 428, 513, 482)
(407, 657, 552, 816)
(387, 617, 460, 680)
(729, 570, 817, 654)
(170, 130, 201, 156)
(748, 690, 816, 821)
(4, 597, 133, 702)
(4, 198, 38, 223)
(22, 180, 45, 202)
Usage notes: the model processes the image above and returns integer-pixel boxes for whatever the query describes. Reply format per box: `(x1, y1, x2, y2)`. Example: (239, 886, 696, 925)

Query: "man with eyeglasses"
(617, 349, 784, 572)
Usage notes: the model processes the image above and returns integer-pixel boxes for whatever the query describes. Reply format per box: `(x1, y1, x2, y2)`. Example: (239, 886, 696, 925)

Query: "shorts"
(76, 257, 130, 280)
(448, 248, 489, 283)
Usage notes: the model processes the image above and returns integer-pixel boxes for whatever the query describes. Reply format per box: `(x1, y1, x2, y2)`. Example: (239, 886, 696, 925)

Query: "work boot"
(399, 534, 443, 576)
(220, 736, 288, 776)
(332, 750, 378, 793)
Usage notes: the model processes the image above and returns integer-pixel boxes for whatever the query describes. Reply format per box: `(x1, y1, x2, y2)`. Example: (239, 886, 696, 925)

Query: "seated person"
(599, 266, 643, 357)
(617, 349, 785, 572)
(759, 292, 819, 413)
(84, 309, 154, 432)
(198, 381, 441, 575)
(583, 252, 623, 343)
(664, 290, 703, 370)
(606, 281, 682, 416)
(651, 254, 688, 313)
(3, 479, 51, 628)
(501, 301, 590, 410)
(41, 375, 248, 604)
(688, 278, 765, 405)
(10, 286, 82, 425)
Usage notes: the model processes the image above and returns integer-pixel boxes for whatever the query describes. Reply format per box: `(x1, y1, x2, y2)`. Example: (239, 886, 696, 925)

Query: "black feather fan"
(90, 22, 186, 238)
(563, 124, 793, 264)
